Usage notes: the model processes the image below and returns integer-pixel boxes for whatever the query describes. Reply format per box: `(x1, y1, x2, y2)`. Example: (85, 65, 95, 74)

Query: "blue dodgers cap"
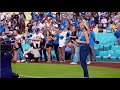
(59, 36, 64, 39)
(59, 27, 64, 31)
(11, 37, 15, 40)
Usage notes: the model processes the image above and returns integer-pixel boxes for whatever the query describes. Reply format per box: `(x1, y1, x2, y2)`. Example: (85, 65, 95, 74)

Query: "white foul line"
(20, 75, 45, 78)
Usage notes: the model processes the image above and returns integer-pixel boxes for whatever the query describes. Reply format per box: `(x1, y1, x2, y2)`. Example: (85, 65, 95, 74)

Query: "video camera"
(1, 39, 19, 57)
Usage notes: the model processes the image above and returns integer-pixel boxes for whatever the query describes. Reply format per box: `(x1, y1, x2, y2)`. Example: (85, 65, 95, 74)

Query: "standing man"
(114, 23, 120, 45)
(87, 29, 96, 64)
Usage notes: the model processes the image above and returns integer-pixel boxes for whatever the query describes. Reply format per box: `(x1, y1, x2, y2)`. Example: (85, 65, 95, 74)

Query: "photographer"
(1, 38, 19, 78)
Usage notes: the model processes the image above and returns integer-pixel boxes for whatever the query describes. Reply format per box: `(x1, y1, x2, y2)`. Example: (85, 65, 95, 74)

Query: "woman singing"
(75, 23, 90, 78)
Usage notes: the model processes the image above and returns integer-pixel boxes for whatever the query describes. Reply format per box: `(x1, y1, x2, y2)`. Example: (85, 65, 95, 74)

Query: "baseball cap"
(35, 27, 40, 32)
(59, 27, 64, 31)
(59, 36, 64, 39)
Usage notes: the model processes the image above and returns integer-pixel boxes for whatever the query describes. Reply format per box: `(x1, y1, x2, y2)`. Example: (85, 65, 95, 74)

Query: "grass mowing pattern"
(12, 63, 120, 78)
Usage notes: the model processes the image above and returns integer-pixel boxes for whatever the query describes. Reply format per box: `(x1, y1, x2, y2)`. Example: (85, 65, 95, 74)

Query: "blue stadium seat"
(94, 44, 99, 49)
(21, 44, 31, 52)
(102, 50, 112, 61)
(94, 48, 100, 56)
(96, 51, 107, 61)
(103, 45, 110, 51)
(111, 46, 120, 51)
(118, 57, 120, 62)
(110, 50, 120, 62)
(99, 44, 104, 51)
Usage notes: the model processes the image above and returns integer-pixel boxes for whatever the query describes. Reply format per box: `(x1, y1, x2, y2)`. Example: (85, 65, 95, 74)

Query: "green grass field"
(12, 63, 120, 78)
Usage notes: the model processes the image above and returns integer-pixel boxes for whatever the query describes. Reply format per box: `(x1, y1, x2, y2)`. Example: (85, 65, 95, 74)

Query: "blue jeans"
(73, 46, 79, 63)
(17, 48, 24, 60)
(79, 45, 90, 78)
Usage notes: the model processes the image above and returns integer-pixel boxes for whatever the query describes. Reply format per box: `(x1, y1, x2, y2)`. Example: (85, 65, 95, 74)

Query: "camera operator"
(1, 38, 19, 78)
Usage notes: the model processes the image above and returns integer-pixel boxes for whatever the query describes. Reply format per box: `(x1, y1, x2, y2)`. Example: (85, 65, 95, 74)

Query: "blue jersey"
(53, 34, 59, 44)
(114, 30, 120, 38)
(89, 31, 95, 46)
(1, 52, 15, 78)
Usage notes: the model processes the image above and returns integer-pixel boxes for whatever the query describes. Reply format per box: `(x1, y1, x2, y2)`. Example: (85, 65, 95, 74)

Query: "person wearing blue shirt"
(75, 23, 90, 78)
(1, 40, 18, 78)
(59, 23, 64, 31)
(31, 12, 36, 20)
(87, 29, 96, 64)
(114, 23, 120, 45)
(0, 23, 5, 35)
(106, 24, 112, 33)
(50, 30, 59, 62)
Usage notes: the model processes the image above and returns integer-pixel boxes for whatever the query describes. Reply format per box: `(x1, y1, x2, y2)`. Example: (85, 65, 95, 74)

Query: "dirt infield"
(24, 60, 120, 69)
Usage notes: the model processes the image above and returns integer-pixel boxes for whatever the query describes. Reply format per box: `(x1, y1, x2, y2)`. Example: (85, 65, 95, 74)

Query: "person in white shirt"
(59, 28, 68, 62)
(101, 16, 108, 29)
(37, 21, 43, 30)
(24, 43, 40, 62)
(31, 28, 44, 48)
(43, 20, 50, 28)
(0, 13, 5, 21)
(15, 30, 24, 61)
(52, 20, 58, 28)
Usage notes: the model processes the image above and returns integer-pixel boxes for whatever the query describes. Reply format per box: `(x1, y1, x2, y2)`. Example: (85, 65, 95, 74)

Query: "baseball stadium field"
(12, 61, 120, 78)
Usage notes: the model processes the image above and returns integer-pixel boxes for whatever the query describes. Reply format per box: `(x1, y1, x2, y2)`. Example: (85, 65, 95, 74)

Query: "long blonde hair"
(55, 29, 60, 34)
